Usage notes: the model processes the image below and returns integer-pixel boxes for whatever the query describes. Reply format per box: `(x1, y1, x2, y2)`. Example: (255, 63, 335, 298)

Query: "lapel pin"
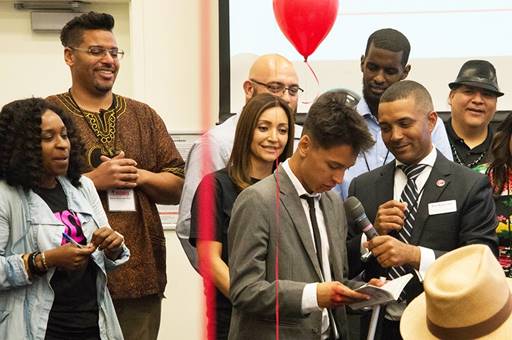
(436, 179, 446, 187)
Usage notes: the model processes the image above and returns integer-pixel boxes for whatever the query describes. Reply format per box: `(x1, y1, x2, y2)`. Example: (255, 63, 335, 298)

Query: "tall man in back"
(347, 80, 498, 339)
(177, 54, 304, 269)
(338, 28, 452, 199)
(47, 12, 185, 340)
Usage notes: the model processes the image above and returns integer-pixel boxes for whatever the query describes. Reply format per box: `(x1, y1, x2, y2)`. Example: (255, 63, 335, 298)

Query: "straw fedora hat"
(401, 244, 512, 339)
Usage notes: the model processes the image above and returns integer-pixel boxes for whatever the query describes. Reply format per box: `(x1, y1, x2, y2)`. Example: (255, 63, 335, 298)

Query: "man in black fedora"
(445, 60, 504, 169)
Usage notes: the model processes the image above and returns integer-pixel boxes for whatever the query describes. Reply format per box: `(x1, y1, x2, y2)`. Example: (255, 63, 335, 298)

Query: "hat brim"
(401, 279, 512, 339)
(449, 81, 504, 97)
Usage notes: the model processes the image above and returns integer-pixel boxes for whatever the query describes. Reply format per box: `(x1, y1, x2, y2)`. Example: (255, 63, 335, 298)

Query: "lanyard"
(362, 149, 390, 172)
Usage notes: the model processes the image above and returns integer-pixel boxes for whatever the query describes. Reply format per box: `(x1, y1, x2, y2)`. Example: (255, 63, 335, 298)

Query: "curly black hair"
(60, 11, 115, 47)
(0, 98, 85, 190)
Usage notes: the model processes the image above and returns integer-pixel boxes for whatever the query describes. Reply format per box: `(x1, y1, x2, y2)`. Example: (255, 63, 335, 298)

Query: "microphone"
(344, 196, 378, 240)
(344, 196, 378, 263)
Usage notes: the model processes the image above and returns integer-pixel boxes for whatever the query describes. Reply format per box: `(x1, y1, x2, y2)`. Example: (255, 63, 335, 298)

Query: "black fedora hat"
(449, 60, 504, 97)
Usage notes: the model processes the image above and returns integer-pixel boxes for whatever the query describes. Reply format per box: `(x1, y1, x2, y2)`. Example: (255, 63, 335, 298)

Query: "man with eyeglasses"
(47, 12, 185, 340)
(177, 54, 304, 271)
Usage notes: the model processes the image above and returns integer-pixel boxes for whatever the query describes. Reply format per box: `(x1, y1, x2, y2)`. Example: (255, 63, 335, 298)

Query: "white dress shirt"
(281, 160, 336, 339)
(359, 147, 438, 320)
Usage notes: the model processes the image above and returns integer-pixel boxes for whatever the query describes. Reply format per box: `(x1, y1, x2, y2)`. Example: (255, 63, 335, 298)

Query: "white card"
(108, 189, 136, 212)
(428, 200, 456, 216)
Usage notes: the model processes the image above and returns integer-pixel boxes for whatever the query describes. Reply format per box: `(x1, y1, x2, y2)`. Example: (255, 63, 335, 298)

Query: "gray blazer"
(228, 165, 354, 340)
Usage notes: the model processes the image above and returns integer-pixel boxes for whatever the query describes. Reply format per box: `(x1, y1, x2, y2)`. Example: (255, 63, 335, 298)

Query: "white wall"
(0, 2, 132, 103)
(130, 0, 219, 132)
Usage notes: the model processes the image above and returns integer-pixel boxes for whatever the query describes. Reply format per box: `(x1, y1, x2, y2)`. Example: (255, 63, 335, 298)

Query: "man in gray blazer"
(228, 90, 376, 340)
(347, 80, 498, 340)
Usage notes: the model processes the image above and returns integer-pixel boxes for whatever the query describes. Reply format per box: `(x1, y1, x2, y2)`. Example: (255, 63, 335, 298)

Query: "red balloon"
(273, 0, 339, 61)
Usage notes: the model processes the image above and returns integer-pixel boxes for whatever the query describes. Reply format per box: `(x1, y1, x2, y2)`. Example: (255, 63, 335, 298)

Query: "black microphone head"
(344, 196, 365, 223)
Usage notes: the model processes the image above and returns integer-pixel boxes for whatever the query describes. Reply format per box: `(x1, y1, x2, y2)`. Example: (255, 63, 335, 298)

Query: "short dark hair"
(380, 80, 433, 112)
(0, 98, 85, 190)
(60, 11, 114, 47)
(365, 28, 411, 66)
(302, 90, 374, 154)
(229, 93, 295, 191)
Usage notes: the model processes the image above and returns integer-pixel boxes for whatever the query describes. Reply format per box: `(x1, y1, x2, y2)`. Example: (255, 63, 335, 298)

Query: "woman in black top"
(189, 93, 295, 339)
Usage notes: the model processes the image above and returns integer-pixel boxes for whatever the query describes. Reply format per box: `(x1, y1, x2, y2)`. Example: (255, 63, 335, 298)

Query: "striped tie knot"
(399, 164, 428, 181)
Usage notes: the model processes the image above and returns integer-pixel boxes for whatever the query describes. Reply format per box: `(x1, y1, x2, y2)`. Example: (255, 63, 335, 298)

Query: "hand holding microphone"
(345, 197, 418, 268)
(344, 197, 380, 263)
(344, 196, 379, 240)
(345, 197, 406, 261)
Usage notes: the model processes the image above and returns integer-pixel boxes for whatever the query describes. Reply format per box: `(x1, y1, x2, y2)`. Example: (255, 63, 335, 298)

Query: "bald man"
(176, 54, 303, 269)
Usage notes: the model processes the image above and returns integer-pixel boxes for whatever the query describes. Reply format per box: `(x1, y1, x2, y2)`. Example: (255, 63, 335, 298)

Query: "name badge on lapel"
(108, 189, 136, 211)
(428, 200, 456, 216)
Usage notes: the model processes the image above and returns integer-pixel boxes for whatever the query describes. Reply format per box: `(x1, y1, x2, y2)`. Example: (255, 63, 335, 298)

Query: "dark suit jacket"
(347, 152, 498, 299)
(228, 165, 356, 340)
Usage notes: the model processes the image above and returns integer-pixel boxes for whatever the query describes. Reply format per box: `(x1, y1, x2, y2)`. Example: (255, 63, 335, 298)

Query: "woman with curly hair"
(188, 93, 295, 339)
(475, 114, 512, 277)
(0, 98, 129, 340)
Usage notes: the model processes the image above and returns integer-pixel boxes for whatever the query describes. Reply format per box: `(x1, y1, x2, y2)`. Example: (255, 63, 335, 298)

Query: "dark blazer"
(228, 165, 355, 340)
(347, 152, 498, 299)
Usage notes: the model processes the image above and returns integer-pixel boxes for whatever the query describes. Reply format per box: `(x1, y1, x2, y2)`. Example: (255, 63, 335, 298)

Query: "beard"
(362, 84, 380, 117)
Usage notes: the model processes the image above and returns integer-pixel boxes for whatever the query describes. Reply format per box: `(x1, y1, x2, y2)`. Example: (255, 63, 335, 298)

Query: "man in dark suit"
(228, 91, 376, 340)
(347, 80, 498, 340)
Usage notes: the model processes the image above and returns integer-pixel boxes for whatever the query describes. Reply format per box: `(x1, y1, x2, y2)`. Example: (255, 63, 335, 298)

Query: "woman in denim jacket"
(0, 98, 129, 340)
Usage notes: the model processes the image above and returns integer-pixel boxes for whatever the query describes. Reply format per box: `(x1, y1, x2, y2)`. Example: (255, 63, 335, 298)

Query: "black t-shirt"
(190, 168, 259, 338)
(33, 182, 100, 339)
(190, 169, 238, 308)
(445, 118, 493, 169)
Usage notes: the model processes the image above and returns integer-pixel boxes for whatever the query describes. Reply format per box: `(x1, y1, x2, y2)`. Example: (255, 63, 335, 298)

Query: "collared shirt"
(177, 114, 303, 270)
(281, 160, 335, 339)
(357, 148, 438, 320)
(335, 98, 453, 200)
(445, 118, 493, 169)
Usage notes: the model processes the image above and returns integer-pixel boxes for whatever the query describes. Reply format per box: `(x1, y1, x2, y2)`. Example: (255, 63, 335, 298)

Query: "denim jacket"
(0, 176, 130, 340)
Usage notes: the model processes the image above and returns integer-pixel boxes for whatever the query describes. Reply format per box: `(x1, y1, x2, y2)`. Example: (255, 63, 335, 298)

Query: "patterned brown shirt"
(47, 93, 185, 299)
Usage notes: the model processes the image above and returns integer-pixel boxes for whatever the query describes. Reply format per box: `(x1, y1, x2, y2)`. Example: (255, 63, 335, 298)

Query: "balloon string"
(274, 159, 281, 340)
(302, 60, 320, 105)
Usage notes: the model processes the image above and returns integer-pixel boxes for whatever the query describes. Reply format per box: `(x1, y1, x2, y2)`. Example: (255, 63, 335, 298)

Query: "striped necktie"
(389, 163, 428, 281)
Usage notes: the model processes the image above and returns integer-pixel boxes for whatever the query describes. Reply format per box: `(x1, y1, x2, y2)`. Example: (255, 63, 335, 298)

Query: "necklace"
(450, 142, 486, 168)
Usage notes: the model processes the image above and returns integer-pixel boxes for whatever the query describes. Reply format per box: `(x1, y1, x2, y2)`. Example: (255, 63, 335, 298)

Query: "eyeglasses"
(250, 79, 304, 97)
(69, 46, 125, 60)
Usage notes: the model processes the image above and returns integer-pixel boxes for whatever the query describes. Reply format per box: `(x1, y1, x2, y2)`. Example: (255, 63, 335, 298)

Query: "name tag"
(108, 189, 136, 212)
(428, 200, 456, 215)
